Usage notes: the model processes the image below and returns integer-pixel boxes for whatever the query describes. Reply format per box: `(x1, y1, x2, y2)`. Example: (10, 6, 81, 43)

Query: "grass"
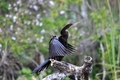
(106, 0, 116, 79)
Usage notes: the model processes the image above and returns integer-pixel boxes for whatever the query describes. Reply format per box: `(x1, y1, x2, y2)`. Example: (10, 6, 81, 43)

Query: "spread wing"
(49, 36, 75, 57)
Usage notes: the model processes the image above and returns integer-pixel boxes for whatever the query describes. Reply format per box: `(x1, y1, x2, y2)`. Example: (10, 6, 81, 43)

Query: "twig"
(0, 41, 8, 67)
(23, 55, 39, 66)
(100, 43, 106, 80)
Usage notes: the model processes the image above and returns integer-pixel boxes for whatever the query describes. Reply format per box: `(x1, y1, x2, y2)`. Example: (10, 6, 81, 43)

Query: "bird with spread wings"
(32, 23, 75, 74)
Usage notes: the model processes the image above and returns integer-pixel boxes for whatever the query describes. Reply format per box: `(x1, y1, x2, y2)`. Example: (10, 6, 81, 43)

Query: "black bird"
(32, 23, 75, 74)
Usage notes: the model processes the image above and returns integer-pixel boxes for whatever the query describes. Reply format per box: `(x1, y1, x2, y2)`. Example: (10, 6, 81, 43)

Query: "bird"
(32, 23, 75, 74)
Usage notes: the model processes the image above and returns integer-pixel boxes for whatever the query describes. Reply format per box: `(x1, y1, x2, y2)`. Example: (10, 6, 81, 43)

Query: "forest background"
(0, 0, 120, 80)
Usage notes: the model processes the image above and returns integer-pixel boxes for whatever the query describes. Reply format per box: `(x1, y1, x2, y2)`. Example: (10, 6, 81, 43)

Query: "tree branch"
(43, 56, 93, 80)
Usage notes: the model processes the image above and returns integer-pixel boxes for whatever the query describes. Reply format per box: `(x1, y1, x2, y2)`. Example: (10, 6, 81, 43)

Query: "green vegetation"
(0, 0, 120, 80)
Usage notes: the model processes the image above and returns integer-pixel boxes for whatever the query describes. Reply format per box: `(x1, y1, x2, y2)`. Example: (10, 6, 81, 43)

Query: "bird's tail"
(31, 59, 51, 74)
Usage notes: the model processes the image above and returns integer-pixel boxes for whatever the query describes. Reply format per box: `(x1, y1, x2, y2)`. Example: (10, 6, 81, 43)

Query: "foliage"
(0, 0, 120, 80)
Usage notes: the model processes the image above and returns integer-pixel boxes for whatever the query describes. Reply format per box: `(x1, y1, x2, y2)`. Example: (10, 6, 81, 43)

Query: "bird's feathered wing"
(49, 36, 75, 57)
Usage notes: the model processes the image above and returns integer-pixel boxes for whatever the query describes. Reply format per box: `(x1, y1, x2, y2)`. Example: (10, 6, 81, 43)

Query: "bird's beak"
(72, 22, 80, 27)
